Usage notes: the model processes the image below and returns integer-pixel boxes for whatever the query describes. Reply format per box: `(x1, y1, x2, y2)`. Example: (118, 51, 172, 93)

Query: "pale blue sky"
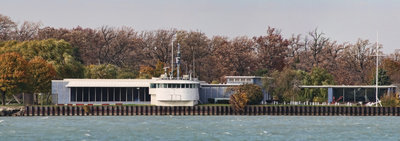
(1, 0, 399, 53)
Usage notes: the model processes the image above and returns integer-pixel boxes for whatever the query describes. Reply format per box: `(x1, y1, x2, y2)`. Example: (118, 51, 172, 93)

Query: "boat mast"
(375, 32, 382, 107)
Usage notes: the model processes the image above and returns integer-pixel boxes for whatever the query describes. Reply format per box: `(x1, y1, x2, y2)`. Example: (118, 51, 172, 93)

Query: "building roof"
(200, 84, 241, 87)
(153, 80, 200, 84)
(299, 85, 398, 88)
(225, 76, 263, 79)
(59, 79, 155, 87)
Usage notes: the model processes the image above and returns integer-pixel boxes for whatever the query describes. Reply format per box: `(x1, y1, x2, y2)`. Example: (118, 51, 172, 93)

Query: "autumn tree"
(339, 39, 374, 84)
(254, 27, 289, 71)
(212, 36, 256, 78)
(382, 58, 400, 84)
(27, 56, 56, 104)
(139, 65, 155, 79)
(0, 52, 28, 105)
(229, 84, 263, 105)
(308, 28, 329, 68)
(14, 21, 42, 41)
(140, 29, 176, 66)
(0, 39, 84, 79)
(85, 64, 119, 79)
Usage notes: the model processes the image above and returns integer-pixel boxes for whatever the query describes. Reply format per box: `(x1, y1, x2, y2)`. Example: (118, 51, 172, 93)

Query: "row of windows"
(70, 87, 150, 102)
(227, 78, 252, 82)
(150, 83, 199, 89)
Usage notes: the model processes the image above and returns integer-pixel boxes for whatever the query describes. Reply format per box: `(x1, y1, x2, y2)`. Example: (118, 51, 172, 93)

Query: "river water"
(0, 116, 399, 141)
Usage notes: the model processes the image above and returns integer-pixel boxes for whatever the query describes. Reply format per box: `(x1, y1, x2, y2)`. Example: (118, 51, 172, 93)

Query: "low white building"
(51, 76, 270, 106)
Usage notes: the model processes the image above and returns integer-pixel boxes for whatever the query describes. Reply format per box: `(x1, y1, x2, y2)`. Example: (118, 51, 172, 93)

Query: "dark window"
(127, 88, 133, 101)
(186, 84, 190, 88)
(95, 88, 101, 101)
(121, 87, 127, 101)
(168, 84, 172, 88)
(77, 87, 83, 102)
(83, 87, 89, 102)
(90, 87, 95, 101)
(177, 84, 181, 88)
(145, 87, 150, 101)
(71, 87, 76, 102)
(115, 87, 121, 101)
(134, 88, 139, 101)
(101, 87, 107, 101)
(140, 88, 145, 101)
(150, 84, 156, 88)
(108, 87, 114, 101)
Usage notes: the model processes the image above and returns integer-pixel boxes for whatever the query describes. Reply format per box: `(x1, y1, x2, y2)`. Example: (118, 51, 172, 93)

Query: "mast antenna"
(375, 32, 382, 107)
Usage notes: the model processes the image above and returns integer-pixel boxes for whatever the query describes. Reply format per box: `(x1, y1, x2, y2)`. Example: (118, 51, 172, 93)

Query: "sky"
(1, 0, 399, 53)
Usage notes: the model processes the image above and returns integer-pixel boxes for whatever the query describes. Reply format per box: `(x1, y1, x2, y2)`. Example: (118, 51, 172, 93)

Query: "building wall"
(51, 81, 70, 104)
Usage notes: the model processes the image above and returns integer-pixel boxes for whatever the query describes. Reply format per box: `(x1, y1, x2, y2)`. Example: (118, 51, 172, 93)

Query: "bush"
(235, 84, 263, 105)
(380, 93, 400, 107)
(230, 93, 248, 113)
(229, 84, 263, 113)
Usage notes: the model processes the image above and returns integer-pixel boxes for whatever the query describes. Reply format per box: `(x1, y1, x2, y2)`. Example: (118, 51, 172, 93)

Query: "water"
(0, 116, 399, 141)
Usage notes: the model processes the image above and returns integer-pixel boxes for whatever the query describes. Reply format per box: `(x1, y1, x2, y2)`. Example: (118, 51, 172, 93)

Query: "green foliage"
(380, 93, 400, 107)
(0, 39, 84, 79)
(263, 68, 307, 102)
(254, 68, 268, 76)
(117, 69, 138, 79)
(302, 67, 335, 102)
(85, 64, 119, 79)
(372, 69, 391, 85)
(211, 80, 220, 84)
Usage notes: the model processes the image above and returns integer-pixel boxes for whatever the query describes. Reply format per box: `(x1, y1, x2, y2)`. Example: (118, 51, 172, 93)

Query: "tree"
(0, 39, 85, 79)
(153, 60, 165, 77)
(14, 21, 42, 41)
(229, 84, 263, 105)
(263, 68, 307, 102)
(339, 39, 374, 84)
(85, 64, 119, 79)
(0, 52, 28, 105)
(302, 67, 335, 102)
(0, 14, 17, 41)
(382, 58, 400, 84)
(371, 69, 391, 85)
(308, 28, 329, 68)
(254, 27, 289, 71)
(140, 29, 176, 66)
(28, 56, 56, 93)
(177, 31, 212, 80)
(27, 57, 56, 104)
(139, 65, 154, 79)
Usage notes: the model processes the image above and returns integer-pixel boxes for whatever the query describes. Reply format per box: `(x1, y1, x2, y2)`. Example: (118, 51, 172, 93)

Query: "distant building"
(51, 76, 270, 106)
(299, 85, 398, 103)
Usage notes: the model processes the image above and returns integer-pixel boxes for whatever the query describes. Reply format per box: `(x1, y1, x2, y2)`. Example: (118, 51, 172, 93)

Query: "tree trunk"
(1, 91, 5, 105)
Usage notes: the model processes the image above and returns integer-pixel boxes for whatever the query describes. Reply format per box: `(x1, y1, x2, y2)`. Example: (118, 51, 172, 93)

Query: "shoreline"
(1, 105, 399, 116)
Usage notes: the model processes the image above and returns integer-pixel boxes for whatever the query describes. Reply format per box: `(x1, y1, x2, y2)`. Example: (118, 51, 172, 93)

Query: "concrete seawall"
(18, 106, 400, 116)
